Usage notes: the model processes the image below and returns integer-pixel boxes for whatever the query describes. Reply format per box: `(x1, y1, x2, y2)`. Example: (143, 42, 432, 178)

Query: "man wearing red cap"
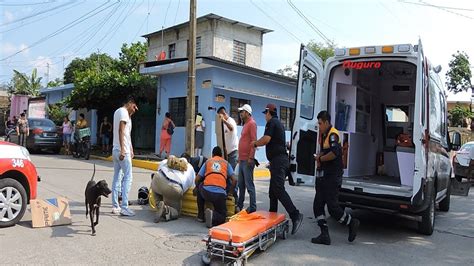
(252, 103, 304, 235)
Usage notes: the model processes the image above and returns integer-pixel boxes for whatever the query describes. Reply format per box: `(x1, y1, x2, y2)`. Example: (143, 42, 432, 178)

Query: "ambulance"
(290, 41, 459, 235)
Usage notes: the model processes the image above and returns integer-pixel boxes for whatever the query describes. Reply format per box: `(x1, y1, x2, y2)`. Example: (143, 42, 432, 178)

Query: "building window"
(196, 36, 201, 56)
(168, 96, 199, 127)
(230, 97, 250, 125)
(168, 43, 176, 59)
(280, 106, 295, 131)
(233, 40, 246, 65)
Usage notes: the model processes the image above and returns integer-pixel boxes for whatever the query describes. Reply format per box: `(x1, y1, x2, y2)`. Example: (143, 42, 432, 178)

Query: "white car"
(453, 141, 474, 181)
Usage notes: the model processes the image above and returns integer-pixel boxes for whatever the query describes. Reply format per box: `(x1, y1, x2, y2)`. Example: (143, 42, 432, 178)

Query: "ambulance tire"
(418, 189, 435, 235)
(438, 178, 451, 212)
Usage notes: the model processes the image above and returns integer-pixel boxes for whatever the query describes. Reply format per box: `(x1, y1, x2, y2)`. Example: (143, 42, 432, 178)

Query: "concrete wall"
(146, 19, 263, 68)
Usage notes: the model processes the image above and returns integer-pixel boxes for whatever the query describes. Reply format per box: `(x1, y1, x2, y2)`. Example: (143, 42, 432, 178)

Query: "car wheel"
(52, 147, 61, 154)
(439, 178, 451, 212)
(0, 178, 28, 228)
(418, 188, 435, 235)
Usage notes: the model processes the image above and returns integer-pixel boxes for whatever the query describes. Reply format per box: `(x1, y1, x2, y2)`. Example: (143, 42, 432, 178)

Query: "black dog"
(85, 164, 112, 236)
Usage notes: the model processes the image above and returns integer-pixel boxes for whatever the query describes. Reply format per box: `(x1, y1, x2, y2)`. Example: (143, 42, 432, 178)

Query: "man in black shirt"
(252, 103, 303, 235)
(312, 111, 360, 245)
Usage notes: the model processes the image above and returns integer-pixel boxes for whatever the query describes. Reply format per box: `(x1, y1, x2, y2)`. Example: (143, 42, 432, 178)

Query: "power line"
(398, 0, 474, 12)
(0, 1, 76, 27)
(1, 0, 85, 34)
(287, 0, 331, 43)
(100, 0, 142, 51)
(249, 0, 303, 43)
(173, 0, 181, 25)
(163, 0, 172, 26)
(0, 1, 118, 61)
(0, 1, 54, 6)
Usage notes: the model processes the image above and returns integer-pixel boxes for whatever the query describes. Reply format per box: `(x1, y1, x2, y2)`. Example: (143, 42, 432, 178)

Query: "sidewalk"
(90, 154, 271, 179)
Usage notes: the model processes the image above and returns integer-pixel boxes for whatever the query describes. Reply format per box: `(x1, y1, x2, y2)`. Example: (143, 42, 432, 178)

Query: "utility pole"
(186, 0, 196, 156)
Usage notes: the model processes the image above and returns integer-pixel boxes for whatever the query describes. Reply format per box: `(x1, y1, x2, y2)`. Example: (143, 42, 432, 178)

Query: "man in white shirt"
(111, 97, 138, 216)
(217, 106, 239, 207)
(150, 159, 196, 222)
(217, 107, 239, 169)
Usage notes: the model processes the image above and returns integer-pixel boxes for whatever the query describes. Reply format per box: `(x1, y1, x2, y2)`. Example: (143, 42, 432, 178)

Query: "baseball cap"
(262, 103, 277, 114)
(238, 104, 252, 114)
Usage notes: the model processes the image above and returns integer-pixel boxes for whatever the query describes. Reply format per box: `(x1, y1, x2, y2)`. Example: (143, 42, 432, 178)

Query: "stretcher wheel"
(201, 254, 211, 265)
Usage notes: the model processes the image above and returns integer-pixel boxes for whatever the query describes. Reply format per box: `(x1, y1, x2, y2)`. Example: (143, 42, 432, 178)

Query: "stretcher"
(202, 211, 290, 265)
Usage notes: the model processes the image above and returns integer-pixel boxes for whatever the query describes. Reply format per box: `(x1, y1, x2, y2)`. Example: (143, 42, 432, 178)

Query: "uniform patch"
(329, 133, 339, 147)
(211, 162, 222, 173)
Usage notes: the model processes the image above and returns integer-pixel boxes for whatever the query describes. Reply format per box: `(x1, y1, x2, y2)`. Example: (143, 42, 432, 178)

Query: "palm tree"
(11, 68, 42, 96)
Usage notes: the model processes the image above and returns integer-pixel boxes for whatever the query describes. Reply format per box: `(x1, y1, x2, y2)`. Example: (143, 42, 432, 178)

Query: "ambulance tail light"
(335, 49, 346, 56)
(398, 44, 411, 52)
(349, 48, 360, 56)
(364, 47, 376, 54)
(382, 46, 394, 53)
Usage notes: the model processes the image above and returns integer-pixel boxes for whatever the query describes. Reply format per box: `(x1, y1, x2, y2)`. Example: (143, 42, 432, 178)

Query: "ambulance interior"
(327, 61, 417, 188)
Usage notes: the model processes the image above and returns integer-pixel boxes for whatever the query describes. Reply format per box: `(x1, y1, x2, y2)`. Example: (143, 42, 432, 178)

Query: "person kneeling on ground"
(150, 156, 195, 222)
(195, 146, 237, 228)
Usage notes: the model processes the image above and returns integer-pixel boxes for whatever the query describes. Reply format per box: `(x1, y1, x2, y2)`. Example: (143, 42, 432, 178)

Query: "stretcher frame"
(202, 218, 290, 265)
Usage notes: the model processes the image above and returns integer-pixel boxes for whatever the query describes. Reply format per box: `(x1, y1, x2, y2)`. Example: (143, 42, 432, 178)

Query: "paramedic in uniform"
(312, 111, 360, 245)
(252, 103, 304, 235)
(195, 146, 237, 228)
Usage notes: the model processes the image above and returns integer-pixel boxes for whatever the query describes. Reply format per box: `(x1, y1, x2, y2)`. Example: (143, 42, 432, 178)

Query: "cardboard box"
(30, 197, 72, 228)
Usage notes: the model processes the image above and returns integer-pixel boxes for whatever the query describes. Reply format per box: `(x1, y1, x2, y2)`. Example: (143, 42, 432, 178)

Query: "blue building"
(40, 84, 99, 145)
(140, 56, 296, 162)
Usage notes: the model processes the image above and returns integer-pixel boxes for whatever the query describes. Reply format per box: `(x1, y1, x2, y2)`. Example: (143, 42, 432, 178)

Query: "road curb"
(90, 155, 270, 178)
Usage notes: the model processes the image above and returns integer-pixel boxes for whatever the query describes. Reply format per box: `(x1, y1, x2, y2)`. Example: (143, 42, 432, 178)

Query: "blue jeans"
(238, 160, 257, 212)
(227, 150, 238, 204)
(112, 149, 133, 209)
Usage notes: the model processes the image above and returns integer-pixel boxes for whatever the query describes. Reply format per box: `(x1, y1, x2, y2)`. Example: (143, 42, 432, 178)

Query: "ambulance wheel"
(201, 254, 211, 265)
(418, 190, 435, 235)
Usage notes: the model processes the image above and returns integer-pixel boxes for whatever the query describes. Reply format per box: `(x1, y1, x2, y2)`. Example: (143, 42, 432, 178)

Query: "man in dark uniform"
(252, 103, 304, 235)
(312, 111, 360, 245)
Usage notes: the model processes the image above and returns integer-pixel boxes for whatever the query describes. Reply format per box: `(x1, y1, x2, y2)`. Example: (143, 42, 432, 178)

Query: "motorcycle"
(72, 128, 91, 160)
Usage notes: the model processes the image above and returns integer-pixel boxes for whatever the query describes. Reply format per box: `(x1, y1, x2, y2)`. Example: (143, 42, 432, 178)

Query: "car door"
(289, 45, 324, 186)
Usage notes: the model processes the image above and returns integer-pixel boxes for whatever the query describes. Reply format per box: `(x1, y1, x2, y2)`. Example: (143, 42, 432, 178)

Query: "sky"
(1, 0, 473, 101)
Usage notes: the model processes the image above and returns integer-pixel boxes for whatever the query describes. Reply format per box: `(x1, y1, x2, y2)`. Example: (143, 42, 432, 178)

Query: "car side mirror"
(451, 132, 462, 151)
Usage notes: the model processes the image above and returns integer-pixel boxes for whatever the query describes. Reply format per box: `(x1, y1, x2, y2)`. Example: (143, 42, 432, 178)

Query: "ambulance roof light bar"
(334, 44, 413, 57)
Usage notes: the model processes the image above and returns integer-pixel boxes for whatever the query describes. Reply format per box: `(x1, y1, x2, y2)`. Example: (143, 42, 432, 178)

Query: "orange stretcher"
(202, 211, 290, 265)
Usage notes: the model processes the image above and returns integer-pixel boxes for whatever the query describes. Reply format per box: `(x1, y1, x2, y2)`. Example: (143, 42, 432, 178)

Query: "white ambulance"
(290, 41, 459, 235)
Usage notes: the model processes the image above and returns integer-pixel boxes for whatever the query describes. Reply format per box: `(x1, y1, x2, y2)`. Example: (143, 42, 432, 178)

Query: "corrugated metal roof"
(142, 13, 272, 38)
(39, 83, 74, 93)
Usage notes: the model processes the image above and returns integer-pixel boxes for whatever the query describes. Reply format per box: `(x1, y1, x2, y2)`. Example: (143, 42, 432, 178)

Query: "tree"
(47, 78, 64, 88)
(65, 42, 156, 112)
(63, 53, 116, 84)
(8, 68, 42, 96)
(47, 102, 69, 125)
(449, 103, 473, 127)
(276, 40, 336, 78)
(445, 51, 472, 94)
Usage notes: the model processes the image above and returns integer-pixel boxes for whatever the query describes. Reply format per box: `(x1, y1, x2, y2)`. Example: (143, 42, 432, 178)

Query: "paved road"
(2, 155, 474, 265)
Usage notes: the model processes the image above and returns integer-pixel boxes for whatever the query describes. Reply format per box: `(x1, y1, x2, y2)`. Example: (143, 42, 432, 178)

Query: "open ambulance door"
(289, 45, 324, 186)
(412, 39, 429, 203)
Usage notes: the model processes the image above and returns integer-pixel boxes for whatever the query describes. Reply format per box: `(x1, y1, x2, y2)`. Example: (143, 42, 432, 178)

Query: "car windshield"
(29, 119, 55, 128)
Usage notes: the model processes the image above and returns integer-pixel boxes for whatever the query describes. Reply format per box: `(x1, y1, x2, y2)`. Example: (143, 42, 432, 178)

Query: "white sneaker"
(120, 208, 135, 217)
(111, 207, 121, 215)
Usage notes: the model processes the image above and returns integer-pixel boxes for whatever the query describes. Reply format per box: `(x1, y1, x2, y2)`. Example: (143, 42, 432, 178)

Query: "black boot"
(311, 221, 331, 245)
(348, 218, 360, 242)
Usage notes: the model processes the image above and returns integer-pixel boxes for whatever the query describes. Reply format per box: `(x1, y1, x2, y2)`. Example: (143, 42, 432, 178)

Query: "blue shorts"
(102, 135, 110, 145)
(63, 133, 71, 143)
